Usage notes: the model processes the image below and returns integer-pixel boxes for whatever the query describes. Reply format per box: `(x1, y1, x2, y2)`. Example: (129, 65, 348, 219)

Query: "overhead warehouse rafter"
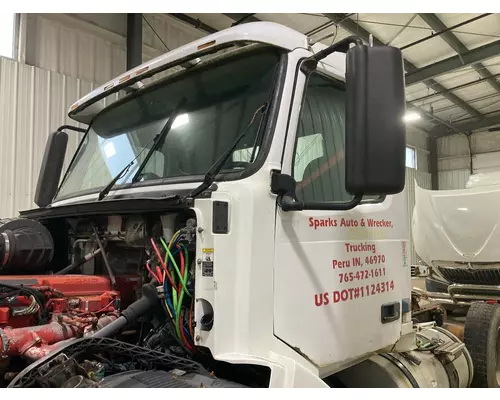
(418, 13, 500, 94)
(432, 114, 500, 137)
(411, 72, 500, 103)
(405, 39, 500, 86)
(323, 13, 483, 134)
(223, 13, 260, 25)
(168, 14, 218, 34)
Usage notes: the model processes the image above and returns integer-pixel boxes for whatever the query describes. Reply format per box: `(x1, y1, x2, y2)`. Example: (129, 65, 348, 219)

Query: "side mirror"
(345, 44, 406, 195)
(34, 131, 68, 208)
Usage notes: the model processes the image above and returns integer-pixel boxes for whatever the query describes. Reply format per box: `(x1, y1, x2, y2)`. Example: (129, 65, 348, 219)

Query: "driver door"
(273, 61, 410, 370)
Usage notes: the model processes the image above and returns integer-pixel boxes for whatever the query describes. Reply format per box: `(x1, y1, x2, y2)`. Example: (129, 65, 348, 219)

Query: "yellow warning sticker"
(202, 248, 214, 277)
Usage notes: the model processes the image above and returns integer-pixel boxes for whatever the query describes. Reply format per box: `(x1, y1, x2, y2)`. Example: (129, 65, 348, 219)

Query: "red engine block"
(0, 274, 141, 328)
(0, 274, 142, 362)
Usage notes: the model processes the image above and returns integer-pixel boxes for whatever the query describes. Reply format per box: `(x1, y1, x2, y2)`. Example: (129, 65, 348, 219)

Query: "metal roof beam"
(323, 14, 483, 123)
(419, 13, 500, 94)
(406, 39, 500, 86)
(431, 114, 500, 137)
(168, 14, 218, 34)
(223, 14, 261, 25)
(411, 71, 500, 103)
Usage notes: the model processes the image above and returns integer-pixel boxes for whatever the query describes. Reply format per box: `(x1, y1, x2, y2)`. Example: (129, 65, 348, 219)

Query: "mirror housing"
(345, 44, 406, 195)
(34, 130, 68, 208)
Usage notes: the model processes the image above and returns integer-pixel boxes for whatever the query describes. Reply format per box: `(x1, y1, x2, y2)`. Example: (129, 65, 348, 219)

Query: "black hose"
(55, 248, 101, 275)
(92, 283, 159, 338)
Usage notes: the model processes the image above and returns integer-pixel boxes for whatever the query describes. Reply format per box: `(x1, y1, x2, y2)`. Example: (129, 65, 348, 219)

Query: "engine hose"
(92, 283, 159, 338)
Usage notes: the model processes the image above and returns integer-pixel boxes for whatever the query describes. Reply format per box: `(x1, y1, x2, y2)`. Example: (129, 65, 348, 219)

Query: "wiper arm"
(183, 103, 266, 201)
(97, 160, 136, 201)
(97, 97, 186, 201)
(132, 97, 187, 183)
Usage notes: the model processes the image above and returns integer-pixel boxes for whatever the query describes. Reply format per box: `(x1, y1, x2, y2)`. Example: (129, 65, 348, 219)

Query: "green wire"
(160, 238, 191, 298)
(173, 244, 190, 339)
(160, 237, 192, 340)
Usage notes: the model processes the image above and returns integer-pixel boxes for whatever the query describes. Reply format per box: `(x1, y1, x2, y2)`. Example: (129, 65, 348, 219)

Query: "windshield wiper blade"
(97, 98, 186, 201)
(97, 137, 159, 201)
(183, 103, 266, 201)
(132, 97, 187, 183)
(97, 160, 136, 201)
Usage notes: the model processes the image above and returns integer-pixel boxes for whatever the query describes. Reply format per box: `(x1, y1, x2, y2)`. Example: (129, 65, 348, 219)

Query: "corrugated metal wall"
(406, 127, 429, 173)
(406, 167, 432, 265)
(0, 56, 94, 217)
(403, 126, 432, 264)
(0, 13, 207, 218)
(25, 14, 204, 85)
(437, 131, 500, 189)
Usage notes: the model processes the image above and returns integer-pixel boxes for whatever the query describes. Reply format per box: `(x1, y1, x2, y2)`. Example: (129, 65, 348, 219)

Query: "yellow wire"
(169, 231, 180, 248)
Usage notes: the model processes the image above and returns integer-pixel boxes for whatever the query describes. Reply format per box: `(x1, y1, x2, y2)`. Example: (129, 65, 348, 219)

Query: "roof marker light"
(135, 66, 149, 76)
(197, 40, 216, 51)
(119, 75, 131, 84)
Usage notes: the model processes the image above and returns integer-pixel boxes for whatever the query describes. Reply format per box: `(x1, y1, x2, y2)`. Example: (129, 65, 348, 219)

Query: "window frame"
(285, 66, 384, 209)
(405, 146, 417, 169)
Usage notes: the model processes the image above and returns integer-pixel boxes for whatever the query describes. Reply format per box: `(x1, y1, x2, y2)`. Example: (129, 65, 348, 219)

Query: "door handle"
(381, 301, 400, 324)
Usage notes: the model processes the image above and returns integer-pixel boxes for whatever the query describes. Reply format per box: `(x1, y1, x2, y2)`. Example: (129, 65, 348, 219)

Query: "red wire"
(150, 238, 175, 287)
(156, 266, 163, 283)
(145, 262, 161, 283)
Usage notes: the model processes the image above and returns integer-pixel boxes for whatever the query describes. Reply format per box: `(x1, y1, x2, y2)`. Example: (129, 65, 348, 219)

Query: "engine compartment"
(0, 210, 205, 386)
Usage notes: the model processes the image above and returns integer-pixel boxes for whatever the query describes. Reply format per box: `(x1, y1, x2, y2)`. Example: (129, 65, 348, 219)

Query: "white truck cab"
(21, 22, 472, 388)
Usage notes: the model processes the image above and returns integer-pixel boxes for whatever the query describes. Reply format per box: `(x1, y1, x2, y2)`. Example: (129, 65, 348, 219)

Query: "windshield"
(56, 47, 282, 201)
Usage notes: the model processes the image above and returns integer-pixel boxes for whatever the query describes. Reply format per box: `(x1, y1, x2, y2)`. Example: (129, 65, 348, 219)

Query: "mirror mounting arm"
(271, 171, 363, 212)
(56, 125, 87, 134)
(271, 171, 304, 211)
(312, 35, 363, 61)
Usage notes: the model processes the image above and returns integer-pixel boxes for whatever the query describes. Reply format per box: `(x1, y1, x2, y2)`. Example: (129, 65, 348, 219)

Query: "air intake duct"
(0, 218, 54, 272)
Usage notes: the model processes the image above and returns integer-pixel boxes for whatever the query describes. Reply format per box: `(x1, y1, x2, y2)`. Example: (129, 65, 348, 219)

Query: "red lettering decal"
(340, 290, 348, 301)
(314, 292, 329, 306)
(333, 291, 340, 303)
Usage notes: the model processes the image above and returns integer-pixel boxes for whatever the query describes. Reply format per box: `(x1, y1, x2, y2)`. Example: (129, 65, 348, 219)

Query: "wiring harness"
(146, 230, 195, 354)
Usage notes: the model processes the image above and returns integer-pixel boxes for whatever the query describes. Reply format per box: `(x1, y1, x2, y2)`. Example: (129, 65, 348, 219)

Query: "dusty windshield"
(55, 47, 282, 201)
